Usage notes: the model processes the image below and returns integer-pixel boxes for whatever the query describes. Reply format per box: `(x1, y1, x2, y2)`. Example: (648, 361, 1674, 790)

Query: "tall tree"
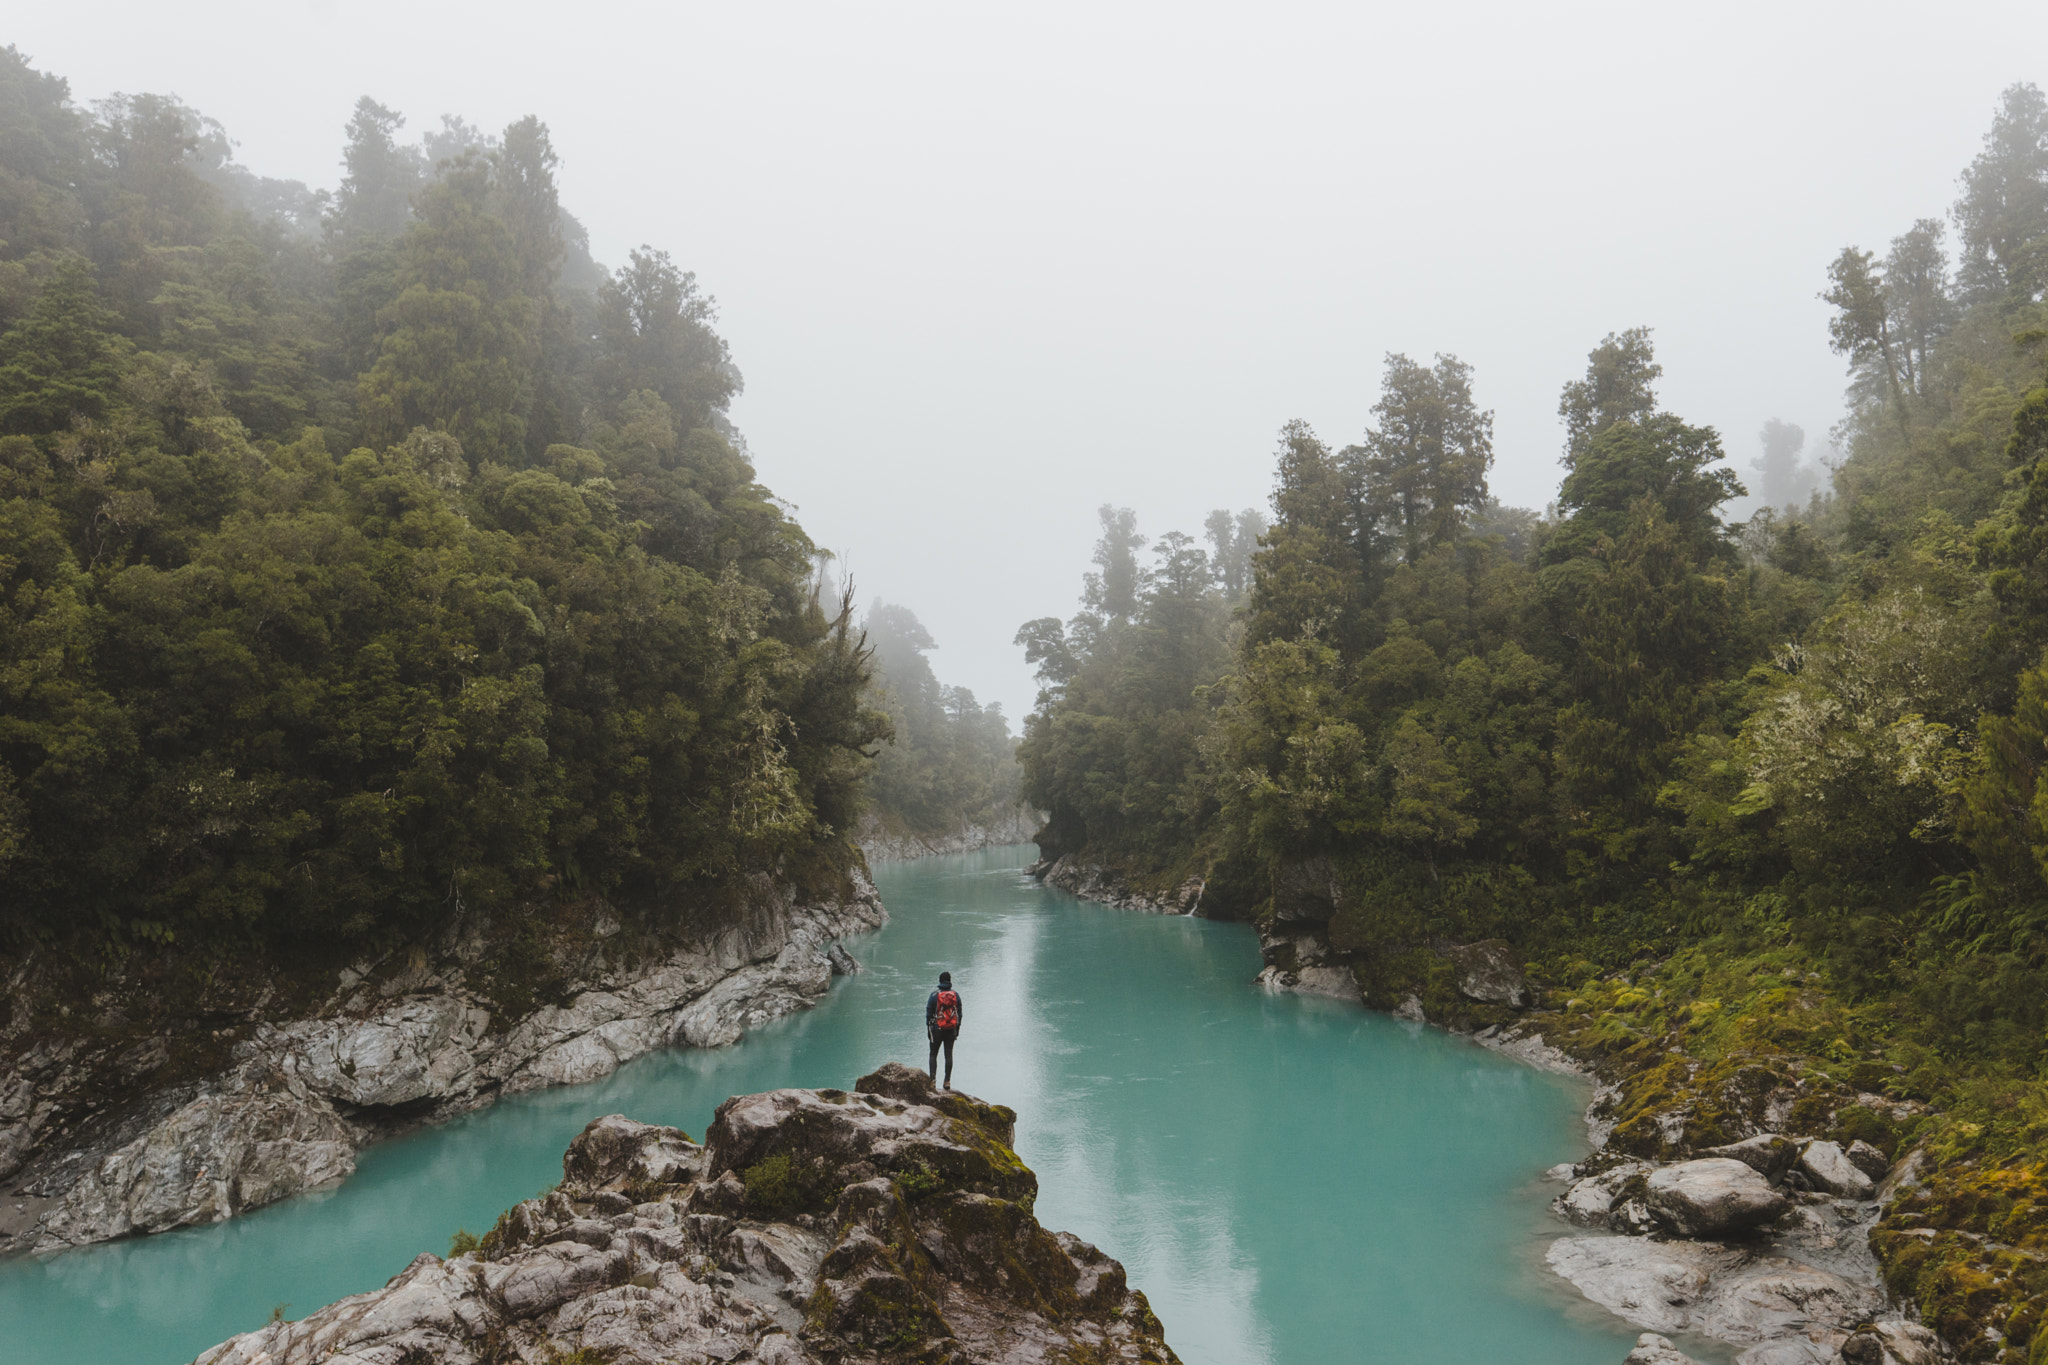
(1751, 418, 1814, 511)
(592, 248, 737, 431)
(1084, 504, 1147, 622)
(1952, 82, 2048, 302)
(356, 153, 539, 459)
(1823, 246, 1911, 422)
(1557, 327, 1660, 463)
(1885, 218, 1957, 393)
(1545, 413, 1743, 565)
(1203, 506, 1266, 599)
(328, 97, 421, 255)
(495, 116, 564, 294)
(1354, 352, 1494, 562)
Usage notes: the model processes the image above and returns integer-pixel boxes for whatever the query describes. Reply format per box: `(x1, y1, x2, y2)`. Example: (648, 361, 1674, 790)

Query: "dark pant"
(928, 1027, 958, 1086)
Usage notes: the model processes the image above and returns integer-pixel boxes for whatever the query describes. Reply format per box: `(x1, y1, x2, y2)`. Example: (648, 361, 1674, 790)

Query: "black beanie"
(939, 972, 952, 987)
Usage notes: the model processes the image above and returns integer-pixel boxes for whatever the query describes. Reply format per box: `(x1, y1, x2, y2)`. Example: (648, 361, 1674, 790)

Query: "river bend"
(0, 846, 1647, 1364)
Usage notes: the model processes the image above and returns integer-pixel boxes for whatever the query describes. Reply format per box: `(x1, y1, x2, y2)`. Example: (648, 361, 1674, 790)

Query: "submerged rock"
(1254, 964, 1364, 1002)
(191, 1073, 1180, 1365)
(1646, 1158, 1793, 1238)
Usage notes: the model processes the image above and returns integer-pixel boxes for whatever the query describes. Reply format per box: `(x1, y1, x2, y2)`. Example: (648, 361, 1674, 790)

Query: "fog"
(12, 0, 2042, 721)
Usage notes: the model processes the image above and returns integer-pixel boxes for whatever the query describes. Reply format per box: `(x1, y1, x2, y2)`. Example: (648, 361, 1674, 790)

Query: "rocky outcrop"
(1549, 1124, 1949, 1365)
(858, 809, 1043, 864)
(2, 874, 886, 1257)
(191, 1065, 1180, 1365)
(1029, 855, 1205, 915)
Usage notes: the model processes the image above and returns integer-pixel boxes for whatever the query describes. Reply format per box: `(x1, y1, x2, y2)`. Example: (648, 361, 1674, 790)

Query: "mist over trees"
(1017, 80, 2048, 1083)
(0, 47, 886, 958)
(860, 601, 1024, 843)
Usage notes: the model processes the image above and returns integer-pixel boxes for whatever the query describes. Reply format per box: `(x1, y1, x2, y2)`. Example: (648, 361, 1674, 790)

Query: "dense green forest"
(1017, 84, 2048, 1358)
(0, 48, 889, 962)
(1021, 81, 2048, 1024)
(859, 601, 1025, 846)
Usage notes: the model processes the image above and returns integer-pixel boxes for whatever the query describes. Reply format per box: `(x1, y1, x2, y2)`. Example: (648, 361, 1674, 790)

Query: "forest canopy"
(0, 50, 888, 958)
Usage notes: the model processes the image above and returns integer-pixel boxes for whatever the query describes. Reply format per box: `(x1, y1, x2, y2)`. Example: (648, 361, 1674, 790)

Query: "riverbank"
(0, 869, 885, 1257)
(1027, 854, 2022, 1365)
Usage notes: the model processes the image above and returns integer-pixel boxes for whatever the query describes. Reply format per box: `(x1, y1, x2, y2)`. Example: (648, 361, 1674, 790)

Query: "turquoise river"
(0, 846, 1680, 1363)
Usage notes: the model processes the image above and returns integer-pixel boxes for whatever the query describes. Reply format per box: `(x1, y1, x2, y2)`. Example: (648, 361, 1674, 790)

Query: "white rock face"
(1797, 1140, 1877, 1200)
(29, 1076, 356, 1249)
(4, 875, 886, 1255)
(1547, 1236, 1884, 1344)
(1646, 1158, 1793, 1238)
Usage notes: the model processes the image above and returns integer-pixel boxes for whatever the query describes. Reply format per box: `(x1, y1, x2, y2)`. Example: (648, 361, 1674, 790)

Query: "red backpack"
(933, 989, 960, 1030)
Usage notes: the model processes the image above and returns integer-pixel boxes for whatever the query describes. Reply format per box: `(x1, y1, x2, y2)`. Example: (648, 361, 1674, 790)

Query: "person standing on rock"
(926, 972, 962, 1090)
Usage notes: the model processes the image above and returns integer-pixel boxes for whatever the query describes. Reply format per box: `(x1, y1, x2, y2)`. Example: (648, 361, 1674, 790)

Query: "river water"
(0, 846, 1652, 1364)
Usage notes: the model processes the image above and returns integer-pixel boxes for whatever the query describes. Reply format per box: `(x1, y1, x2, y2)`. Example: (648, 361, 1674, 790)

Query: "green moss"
(893, 1159, 942, 1200)
(741, 1153, 806, 1214)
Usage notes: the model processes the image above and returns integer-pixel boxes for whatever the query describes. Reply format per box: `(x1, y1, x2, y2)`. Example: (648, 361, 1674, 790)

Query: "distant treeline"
(0, 49, 885, 958)
(860, 602, 1024, 844)
(1018, 82, 2048, 1064)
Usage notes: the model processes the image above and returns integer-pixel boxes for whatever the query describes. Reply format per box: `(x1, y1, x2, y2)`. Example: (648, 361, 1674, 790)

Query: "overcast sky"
(12, 1, 2046, 720)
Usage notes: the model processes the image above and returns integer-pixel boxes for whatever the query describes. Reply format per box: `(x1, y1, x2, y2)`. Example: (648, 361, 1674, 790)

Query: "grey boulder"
(1556, 1162, 1656, 1234)
(1441, 939, 1534, 1008)
(1646, 1158, 1792, 1238)
(1702, 1134, 1801, 1182)
(1844, 1140, 1891, 1182)
(1797, 1141, 1876, 1200)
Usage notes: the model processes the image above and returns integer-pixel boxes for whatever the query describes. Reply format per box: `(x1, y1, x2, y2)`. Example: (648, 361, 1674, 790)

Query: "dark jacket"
(926, 987, 963, 1032)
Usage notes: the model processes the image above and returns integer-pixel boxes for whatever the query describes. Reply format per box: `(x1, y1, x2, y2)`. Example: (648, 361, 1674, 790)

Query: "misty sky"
(12, 1, 2046, 722)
